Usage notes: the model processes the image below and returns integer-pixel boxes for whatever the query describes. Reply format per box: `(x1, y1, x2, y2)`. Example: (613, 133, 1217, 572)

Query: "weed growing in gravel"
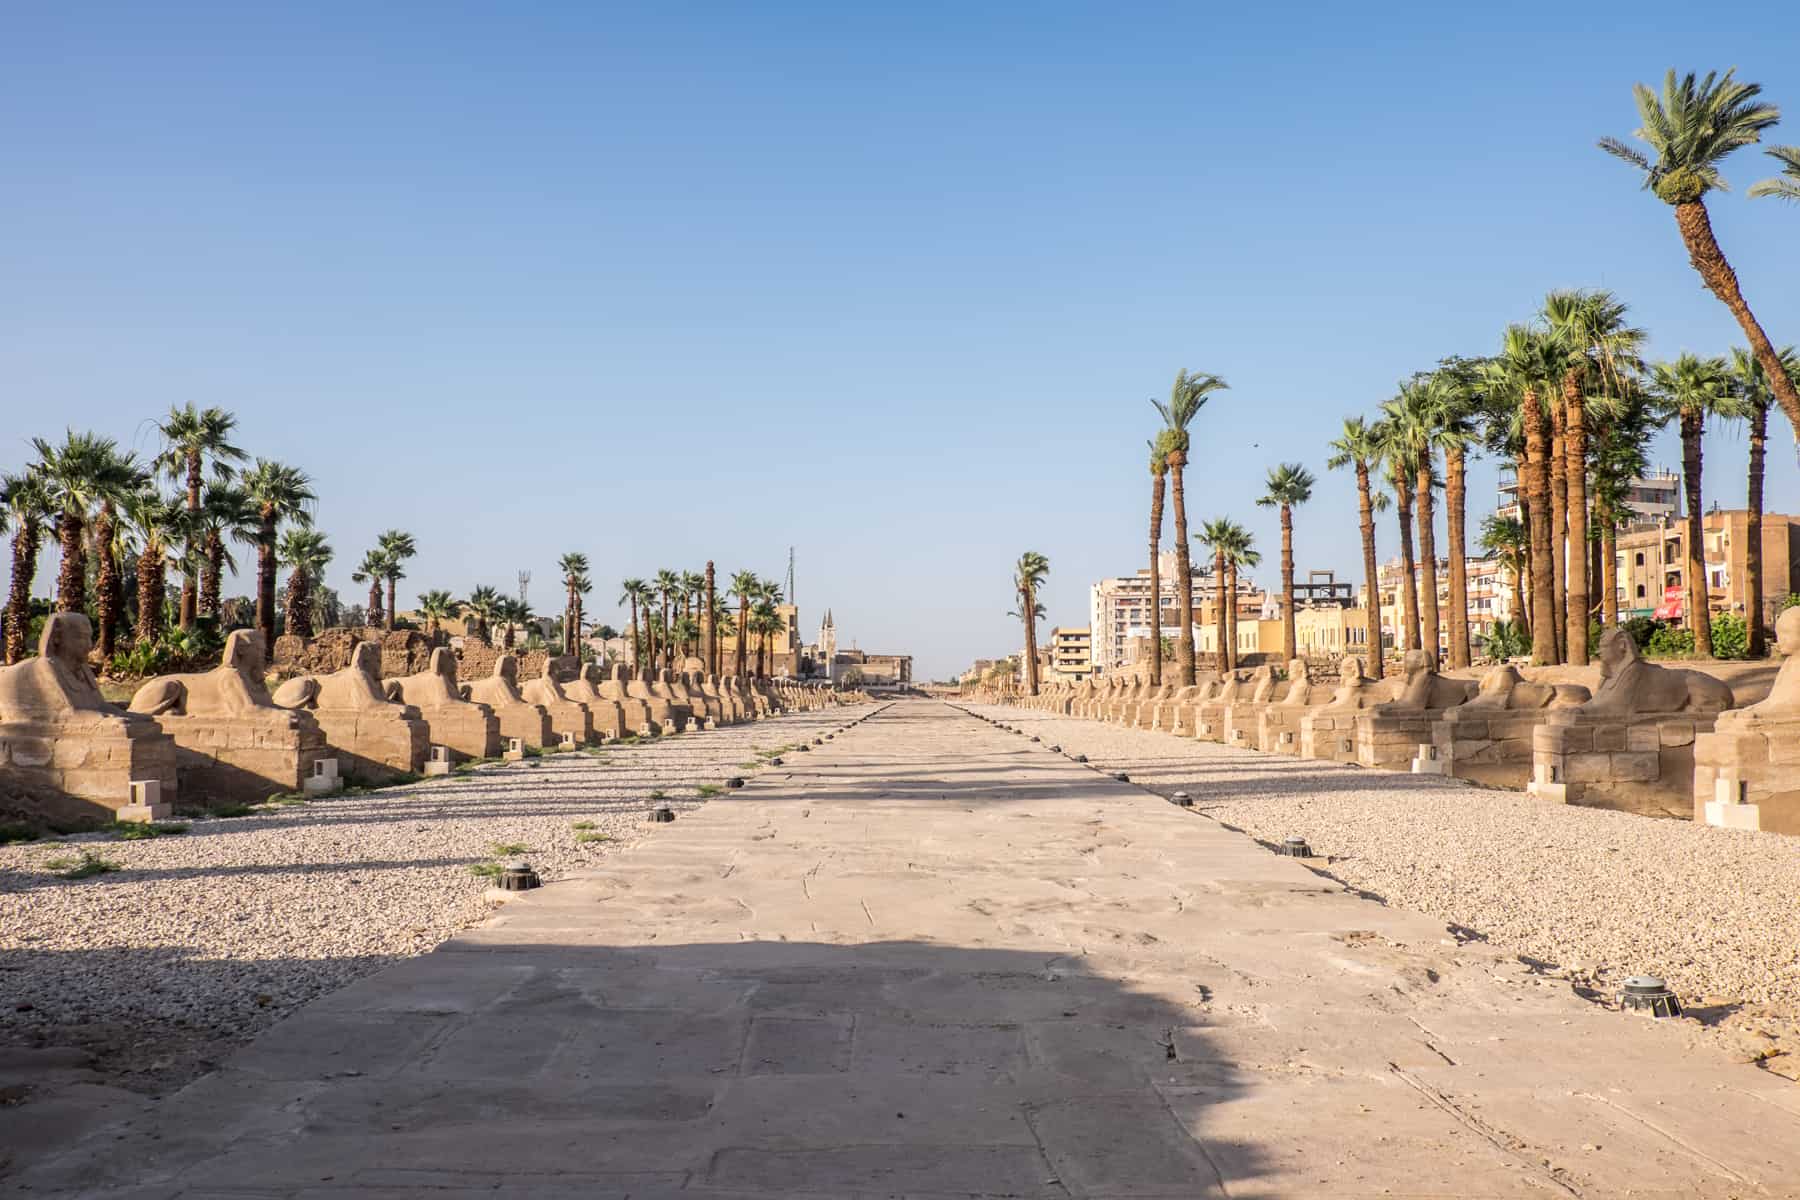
(695, 784, 724, 798)
(468, 862, 504, 879)
(523, 745, 546, 759)
(571, 821, 596, 831)
(45, 851, 120, 880)
(203, 805, 257, 819)
(576, 831, 611, 844)
(490, 842, 530, 857)
(109, 822, 188, 841)
(738, 761, 761, 770)
(0, 823, 42, 845)
(265, 791, 308, 807)
(649, 789, 667, 800)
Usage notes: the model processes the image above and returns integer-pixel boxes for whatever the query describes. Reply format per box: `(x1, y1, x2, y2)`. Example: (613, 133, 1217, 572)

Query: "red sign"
(1653, 585, 1683, 621)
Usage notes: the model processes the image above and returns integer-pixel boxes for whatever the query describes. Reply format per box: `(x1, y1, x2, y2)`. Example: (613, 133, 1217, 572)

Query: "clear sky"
(3, 3, 1799, 681)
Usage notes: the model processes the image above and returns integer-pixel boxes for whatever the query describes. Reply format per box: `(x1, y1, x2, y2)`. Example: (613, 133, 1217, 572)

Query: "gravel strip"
(965, 702, 1800, 1072)
(0, 706, 874, 1091)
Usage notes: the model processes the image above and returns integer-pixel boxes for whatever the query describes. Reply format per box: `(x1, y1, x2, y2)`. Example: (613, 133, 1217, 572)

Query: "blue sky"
(3, 3, 1799, 680)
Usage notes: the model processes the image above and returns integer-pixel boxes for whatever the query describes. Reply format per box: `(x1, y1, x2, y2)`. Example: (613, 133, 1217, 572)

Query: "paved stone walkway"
(16, 700, 1800, 1197)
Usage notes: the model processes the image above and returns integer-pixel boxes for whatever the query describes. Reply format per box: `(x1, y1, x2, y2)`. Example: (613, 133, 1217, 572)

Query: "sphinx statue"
(1533, 627, 1736, 819)
(384, 648, 501, 761)
(663, 670, 708, 729)
(1695, 608, 1800, 832)
(462, 654, 554, 749)
(128, 629, 328, 806)
(1429, 662, 1591, 789)
(0, 614, 179, 821)
(1368, 650, 1477, 716)
(600, 664, 660, 735)
(561, 661, 627, 739)
(629, 667, 691, 733)
(519, 658, 594, 747)
(700, 673, 738, 724)
(1255, 659, 1330, 754)
(1299, 655, 1381, 763)
(271, 641, 428, 781)
(1220, 664, 1280, 747)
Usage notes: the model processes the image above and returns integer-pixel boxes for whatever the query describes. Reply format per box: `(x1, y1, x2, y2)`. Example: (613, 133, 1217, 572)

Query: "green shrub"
(1621, 616, 1660, 650)
(469, 862, 503, 879)
(45, 851, 119, 880)
(1483, 620, 1530, 662)
(1646, 625, 1695, 658)
(490, 842, 530, 857)
(695, 784, 723, 798)
(571, 820, 596, 831)
(1780, 593, 1800, 614)
(1710, 613, 1749, 660)
(576, 831, 611, 844)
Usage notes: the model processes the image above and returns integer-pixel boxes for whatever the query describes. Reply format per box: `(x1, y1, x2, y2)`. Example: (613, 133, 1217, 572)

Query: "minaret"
(819, 609, 837, 682)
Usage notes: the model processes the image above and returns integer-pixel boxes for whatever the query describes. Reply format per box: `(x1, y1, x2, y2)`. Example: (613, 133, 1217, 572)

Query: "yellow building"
(1049, 626, 1093, 681)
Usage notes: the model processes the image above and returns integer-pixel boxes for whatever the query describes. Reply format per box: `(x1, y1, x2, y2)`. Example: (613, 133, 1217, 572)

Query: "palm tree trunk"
(202, 530, 224, 620)
(95, 500, 121, 661)
(660, 597, 671, 669)
(1681, 410, 1713, 656)
(1212, 547, 1228, 670)
(736, 595, 748, 680)
(285, 569, 312, 639)
(704, 563, 718, 676)
(178, 452, 201, 628)
(1747, 403, 1768, 656)
(1444, 447, 1470, 669)
(1279, 505, 1296, 663)
(1563, 376, 1589, 665)
(366, 580, 383, 628)
(385, 578, 397, 631)
(255, 513, 277, 651)
(1168, 451, 1196, 686)
(1022, 580, 1040, 695)
(1675, 200, 1800, 433)
(1600, 517, 1618, 629)
(1148, 473, 1165, 687)
(1223, 562, 1238, 670)
(5, 520, 40, 664)
(1354, 462, 1383, 680)
(54, 513, 86, 614)
(1394, 475, 1419, 654)
(136, 551, 164, 648)
(1415, 464, 1440, 663)
(628, 597, 641, 668)
(1522, 392, 1558, 664)
(1548, 408, 1568, 661)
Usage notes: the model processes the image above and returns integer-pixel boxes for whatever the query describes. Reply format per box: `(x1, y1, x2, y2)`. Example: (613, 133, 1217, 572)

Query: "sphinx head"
(223, 629, 265, 674)
(1287, 658, 1309, 683)
(1597, 627, 1638, 677)
(612, 663, 632, 683)
(430, 648, 458, 681)
(495, 654, 518, 684)
(349, 641, 381, 677)
(1778, 607, 1800, 657)
(1339, 654, 1367, 684)
(39, 612, 93, 666)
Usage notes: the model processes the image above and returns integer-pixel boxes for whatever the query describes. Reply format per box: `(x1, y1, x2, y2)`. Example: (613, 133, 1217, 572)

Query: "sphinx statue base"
(1, 715, 178, 824)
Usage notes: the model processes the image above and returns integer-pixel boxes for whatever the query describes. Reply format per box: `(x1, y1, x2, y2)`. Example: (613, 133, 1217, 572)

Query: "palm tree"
(1013, 551, 1049, 695)
(1488, 325, 1566, 664)
(681, 570, 705, 657)
(703, 561, 718, 675)
(1729, 346, 1800, 655)
(465, 585, 501, 644)
(1600, 70, 1800, 432)
(1752, 145, 1800, 200)
(2, 470, 51, 663)
(1256, 463, 1315, 664)
(1198, 518, 1232, 668)
(1326, 417, 1388, 679)
(239, 460, 315, 651)
(558, 552, 590, 654)
(1544, 290, 1646, 665)
(653, 569, 681, 668)
(619, 578, 650, 668)
(1219, 522, 1260, 671)
(1479, 514, 1530, 649)
(497, 596, 530, 650)
(1384, 380, 1445, 662)
(1375, 421, 1421, 656)
(121, 490, 182, 648)
(278, 528, 333, 640)
(1649, 353, 1737, 656)
(1155, 370, 1228, 685)
(351, 549, 389, 629)
(730, 570, 759, 680)
(1424, 361, 1487, 668)
(1144, 435, 1170, 687)
(416, 588, 461, 636)
(195, 482, 250, 622)
(1588, 385, 1657, 630)
(375, 530, 416, 631)
(32, 431, 123, 615)
(154, 404, 246, 628)
(92, 445, 148, 661)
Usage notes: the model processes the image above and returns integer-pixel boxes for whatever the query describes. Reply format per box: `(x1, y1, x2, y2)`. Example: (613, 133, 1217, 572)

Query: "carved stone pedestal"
(1529, 713, 1716, 819)
(1694, 720, 1800, 835)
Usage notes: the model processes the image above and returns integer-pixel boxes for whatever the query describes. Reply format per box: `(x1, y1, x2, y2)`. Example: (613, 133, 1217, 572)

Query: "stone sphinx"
(682, 671, 726, 727)
(384, 648, 501, 762)
(128, 629, 328, 806)
(1220, 663, 1282, 748)
(1429, 663, 1592, 789)
(1255, 659, 1330, 753)
(561, 662, 627, 740)
(1299, 655, 1384, 763)
(600, 665, 660, 735)
(272, 641, 429, 783)
(1531, 628, 1735, 818)
(518, 658, 594, 748)
(663, 671, 709, 729)
(462, 654, 555, 750)
(1127, 682, 1174, 729)
(629, 668, 691, 733)
(1194, 671, 1250, 743)
(699, 673, 738, 724)
(1695, 607, 1800, 833)
(0, 614, 178, 823)
(1356, 649, 1478, 772)
(1153, 682, 1208, 736)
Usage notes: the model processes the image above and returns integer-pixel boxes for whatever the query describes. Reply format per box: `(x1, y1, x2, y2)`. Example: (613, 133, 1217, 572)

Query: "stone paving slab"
(10, 700, 1800, 1197)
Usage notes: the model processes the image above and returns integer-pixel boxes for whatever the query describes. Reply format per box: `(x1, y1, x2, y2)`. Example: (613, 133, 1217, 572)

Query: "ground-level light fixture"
(1113, 772, 1130, 782)
(726, 777, 745, 789)
(498, 862, 541, 891)
(1171, 792, 1193, 807)
(649, 805, 675, 823)
(1279, 836, 1311, 857)
(1620, 976, 1682, 1018)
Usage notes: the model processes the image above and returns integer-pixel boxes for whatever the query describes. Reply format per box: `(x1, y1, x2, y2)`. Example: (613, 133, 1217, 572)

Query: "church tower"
(818, 609, 837, 682)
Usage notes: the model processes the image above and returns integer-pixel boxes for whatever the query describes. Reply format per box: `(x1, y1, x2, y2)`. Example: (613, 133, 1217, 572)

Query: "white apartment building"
(1088, 551, 1254, 675)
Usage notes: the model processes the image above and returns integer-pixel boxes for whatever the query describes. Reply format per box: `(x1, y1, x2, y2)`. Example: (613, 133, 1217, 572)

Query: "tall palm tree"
(1144, 435, 1171, 687)
(1376, 425, 1421, 655)
(1424, 361, 1486, 668)
(2, 470, 51, 663)
(558, 552, 590, 654)
(653, 569, 681, 668)
(375, 530, 416, 631)
(239, 460, 315, 651)
(93, 445, 149, 661)
(32, 431, 123, 615)
(1154, 370, 1228, 685)
(154, 404, 246, 628)
(351, 549, 389, 628)
(619, 579, 650, 668)
(1544, 290, 1646, 665)
(1751, 145, 1800, 200)
(680, 570, 705, 657)
(1729, 346, 1800, 654)
(1478, 514, 1530, 647)
(1219, 522, 1260, 671)
(1588, 385, 1657, 630)
(1488, 325, 1566, 664)
(465, 584, 501, 644)
(416, 588, 460, 636)
(704, 560, 718, 675)
(120, 489, 180, 648)
(1649, 353, 1737, 656)
(1198, 518, 1232, 668)
(195, 482, 250, 622)
(1326, 417, 1388, 679)
(497, 596, 530, 650)
(1256, 463, 1315, 664)
(278, 528, 333, 640)
(730, 570, 759, 680)
(1384, 381, 1445, 661)
(1013, 551, 1049, 695)
(1600, 70, 1800, 432)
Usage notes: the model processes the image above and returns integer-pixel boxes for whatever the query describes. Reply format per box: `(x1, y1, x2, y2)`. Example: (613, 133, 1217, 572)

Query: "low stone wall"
(452, 642, 575, 684)
(273, 629, 441, 680)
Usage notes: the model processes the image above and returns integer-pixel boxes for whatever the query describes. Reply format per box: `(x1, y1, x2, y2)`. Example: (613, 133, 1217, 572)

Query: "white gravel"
(966, 702, 1800, 1047)
(0, 705, 874, 1090)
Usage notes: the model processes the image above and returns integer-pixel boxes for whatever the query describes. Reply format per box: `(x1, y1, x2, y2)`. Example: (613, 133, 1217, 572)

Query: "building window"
(1636, 585, 1646, 599)
(1634, 552, 1645, 567)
